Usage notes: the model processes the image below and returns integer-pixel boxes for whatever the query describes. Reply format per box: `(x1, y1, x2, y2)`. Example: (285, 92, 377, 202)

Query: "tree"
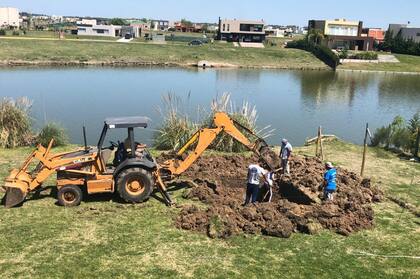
(110, 18, 127, 26)
(306, 29, 324, 45)
(372, 113, 420, 156)
(181, 18, 193, 27)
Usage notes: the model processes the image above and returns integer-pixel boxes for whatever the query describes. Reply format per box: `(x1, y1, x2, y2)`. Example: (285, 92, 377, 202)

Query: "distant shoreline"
(0, 59, 329, 71)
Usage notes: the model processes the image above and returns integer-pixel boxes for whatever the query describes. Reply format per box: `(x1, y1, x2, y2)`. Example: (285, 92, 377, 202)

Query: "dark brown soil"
(168, 154, 382, 238)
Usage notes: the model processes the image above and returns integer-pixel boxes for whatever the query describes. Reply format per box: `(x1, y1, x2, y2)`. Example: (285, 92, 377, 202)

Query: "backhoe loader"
(1, 112, 278, 208)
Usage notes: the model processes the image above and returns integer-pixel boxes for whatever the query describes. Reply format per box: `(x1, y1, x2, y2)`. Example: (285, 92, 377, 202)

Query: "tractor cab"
(96, 116, 156, 173)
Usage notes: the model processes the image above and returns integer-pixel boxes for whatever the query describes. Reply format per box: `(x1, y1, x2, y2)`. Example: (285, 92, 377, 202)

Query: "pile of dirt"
(171, 154, 383, 238)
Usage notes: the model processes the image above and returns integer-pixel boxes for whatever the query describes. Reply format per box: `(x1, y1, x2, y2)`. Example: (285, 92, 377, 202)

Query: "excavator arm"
(159, 112, 278, 177)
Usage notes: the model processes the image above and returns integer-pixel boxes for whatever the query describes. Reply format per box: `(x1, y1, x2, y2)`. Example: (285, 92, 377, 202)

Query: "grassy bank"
(0, 37, 328, 69)
(338, 54, 420, 73)
(0, 140, 419, 278)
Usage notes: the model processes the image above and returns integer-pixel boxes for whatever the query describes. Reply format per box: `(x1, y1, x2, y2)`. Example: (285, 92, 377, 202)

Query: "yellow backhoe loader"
(1, 112, 278, 208)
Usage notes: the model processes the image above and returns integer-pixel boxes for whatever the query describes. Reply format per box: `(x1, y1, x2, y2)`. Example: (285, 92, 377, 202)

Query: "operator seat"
(101, 149, 113, 166)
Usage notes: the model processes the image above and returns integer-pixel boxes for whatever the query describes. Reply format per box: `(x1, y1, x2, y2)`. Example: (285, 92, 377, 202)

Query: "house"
(77, 19, 122, 37)
(265, 26, 285, 38)
(129, 20, 151, 37)
(217, 18, 265, 42)
(151, 19, 169, 31)
(0, 7, 20, 28)
(174, 21, 195, 32)
(308, 19, 374, 51)
(362, 28, 385, 43)
(388, 24, 420, 43)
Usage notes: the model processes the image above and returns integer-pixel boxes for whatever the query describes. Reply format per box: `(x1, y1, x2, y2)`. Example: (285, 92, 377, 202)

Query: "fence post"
(319, 126, 324, 160)
(361, 123, 369, 177)
(415, 128, 420, 159)
(315, 127, 320, 157)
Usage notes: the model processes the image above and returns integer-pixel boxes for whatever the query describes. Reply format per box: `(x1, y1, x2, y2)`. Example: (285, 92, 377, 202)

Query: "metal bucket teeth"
(2, 187, 26, 208)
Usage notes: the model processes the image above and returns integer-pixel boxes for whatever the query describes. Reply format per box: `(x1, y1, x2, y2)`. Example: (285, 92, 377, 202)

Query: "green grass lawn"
(0, 36, 328, 69)
(0, 141, 419, 278)
(338, 54, 420, 73)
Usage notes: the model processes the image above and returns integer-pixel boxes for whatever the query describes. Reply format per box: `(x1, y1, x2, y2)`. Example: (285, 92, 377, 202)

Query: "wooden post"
(415, 128, 420, 158)
(319, 126, 324, 160)
(361, 123, 369, 177)
(315, 127, 320, 157)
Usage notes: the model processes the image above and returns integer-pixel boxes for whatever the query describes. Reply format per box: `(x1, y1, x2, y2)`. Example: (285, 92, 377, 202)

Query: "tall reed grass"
(0, 97, 33, 148)
(153, 93, 199, 150)
(153, 93, 274, 152)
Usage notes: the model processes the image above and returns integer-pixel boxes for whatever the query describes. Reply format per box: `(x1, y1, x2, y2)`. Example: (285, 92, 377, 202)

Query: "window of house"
(223, 24, 225, 31)
(417, 33, 420, 37)
(227, 24, 230, 32)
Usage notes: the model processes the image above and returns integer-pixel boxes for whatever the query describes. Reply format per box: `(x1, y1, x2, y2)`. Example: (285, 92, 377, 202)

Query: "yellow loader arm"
(2, 140, 97, 208)
(159, 112, 278, 177)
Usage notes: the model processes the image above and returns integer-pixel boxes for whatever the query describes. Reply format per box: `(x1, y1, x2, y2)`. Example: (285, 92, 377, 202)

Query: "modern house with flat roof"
(388, 24, 420, 43)
(217, 18, 265, 42)
(77, 19, 122, 37)
(0, 7, 20, 28)
(308, 19, 374, 51)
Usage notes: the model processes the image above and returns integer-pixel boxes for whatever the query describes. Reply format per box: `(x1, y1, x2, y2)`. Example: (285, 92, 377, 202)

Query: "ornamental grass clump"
(209, 93, 274, 152)
(0, 97, 33, 148)
(153, 93, 199, 151)
(36, 122, 69, 147)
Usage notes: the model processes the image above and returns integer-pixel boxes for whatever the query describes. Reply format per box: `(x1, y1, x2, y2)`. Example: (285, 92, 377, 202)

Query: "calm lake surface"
(0, 67, 419, 146)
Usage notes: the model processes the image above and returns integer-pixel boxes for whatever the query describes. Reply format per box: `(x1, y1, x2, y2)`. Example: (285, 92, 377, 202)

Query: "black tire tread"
(57, 185, 83, 207)
(117, 168, 154, 203)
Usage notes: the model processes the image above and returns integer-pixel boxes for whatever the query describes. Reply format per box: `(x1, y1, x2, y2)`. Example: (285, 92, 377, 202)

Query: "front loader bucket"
(2, 187, 26, 208)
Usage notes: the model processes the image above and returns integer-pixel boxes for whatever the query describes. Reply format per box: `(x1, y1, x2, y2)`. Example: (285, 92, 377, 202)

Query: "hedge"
(286, 40, 339, 69)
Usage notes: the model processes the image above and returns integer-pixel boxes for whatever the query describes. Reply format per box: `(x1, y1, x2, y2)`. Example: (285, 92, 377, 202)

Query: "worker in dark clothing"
(244, 164, 267, 205)
(323, 162, 337, 201)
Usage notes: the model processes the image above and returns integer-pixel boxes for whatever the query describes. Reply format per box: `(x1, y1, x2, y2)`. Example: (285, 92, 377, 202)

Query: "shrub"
(0, 29, 6, 36)
(351, 52, 378, 60)
(12, 31, 19, 36)
(338, 49, 349, 59)
(286, 39, 339, 69)
(153, 94, 198, 151)
(36, 123, 69, 147)
(0, 97, 33, 148)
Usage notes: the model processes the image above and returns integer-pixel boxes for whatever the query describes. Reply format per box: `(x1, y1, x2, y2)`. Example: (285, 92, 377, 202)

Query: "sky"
(1, 0, 419, 28)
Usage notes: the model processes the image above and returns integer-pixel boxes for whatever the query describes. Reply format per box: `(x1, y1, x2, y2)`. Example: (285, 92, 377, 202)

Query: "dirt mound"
(171, 154, 382, 238)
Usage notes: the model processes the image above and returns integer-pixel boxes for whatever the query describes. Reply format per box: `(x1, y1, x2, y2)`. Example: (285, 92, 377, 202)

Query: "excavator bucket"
(2, 187, 26, 208)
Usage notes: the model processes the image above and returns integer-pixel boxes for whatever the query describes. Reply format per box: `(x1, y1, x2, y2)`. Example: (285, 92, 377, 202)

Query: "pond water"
(0, 67, 419, 146)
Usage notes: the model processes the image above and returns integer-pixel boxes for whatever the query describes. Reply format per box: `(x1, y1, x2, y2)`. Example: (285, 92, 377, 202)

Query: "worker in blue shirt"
(323, 162, 337, 201)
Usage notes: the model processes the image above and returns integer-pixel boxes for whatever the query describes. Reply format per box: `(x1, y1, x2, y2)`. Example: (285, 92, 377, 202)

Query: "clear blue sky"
(2, 0, 419, 28)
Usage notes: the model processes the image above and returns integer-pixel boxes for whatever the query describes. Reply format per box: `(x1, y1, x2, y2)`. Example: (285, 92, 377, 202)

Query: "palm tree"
(307, 29, 324, 45)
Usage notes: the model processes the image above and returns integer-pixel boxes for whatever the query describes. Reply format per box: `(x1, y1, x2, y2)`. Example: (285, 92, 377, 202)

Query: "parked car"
(124, 34, 132, 39)
(188, 40, 204, 46)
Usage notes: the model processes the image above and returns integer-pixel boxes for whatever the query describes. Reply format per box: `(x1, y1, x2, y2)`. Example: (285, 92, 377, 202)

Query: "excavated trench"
(161, 153, 383, 238)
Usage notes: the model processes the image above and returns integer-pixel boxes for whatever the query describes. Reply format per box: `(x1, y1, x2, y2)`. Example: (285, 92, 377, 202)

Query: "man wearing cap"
(280, 139, 293, 174)
(323, 162, 337, 201)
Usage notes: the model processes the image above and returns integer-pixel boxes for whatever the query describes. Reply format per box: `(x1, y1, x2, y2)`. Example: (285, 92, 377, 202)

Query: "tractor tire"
(117, 168, 154, 203)
(57, 185, 83, 207)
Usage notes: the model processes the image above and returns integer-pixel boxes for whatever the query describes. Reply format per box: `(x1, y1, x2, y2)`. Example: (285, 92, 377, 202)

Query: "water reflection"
(0, 67, 419, 145)
(297, 71, 376, 109)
